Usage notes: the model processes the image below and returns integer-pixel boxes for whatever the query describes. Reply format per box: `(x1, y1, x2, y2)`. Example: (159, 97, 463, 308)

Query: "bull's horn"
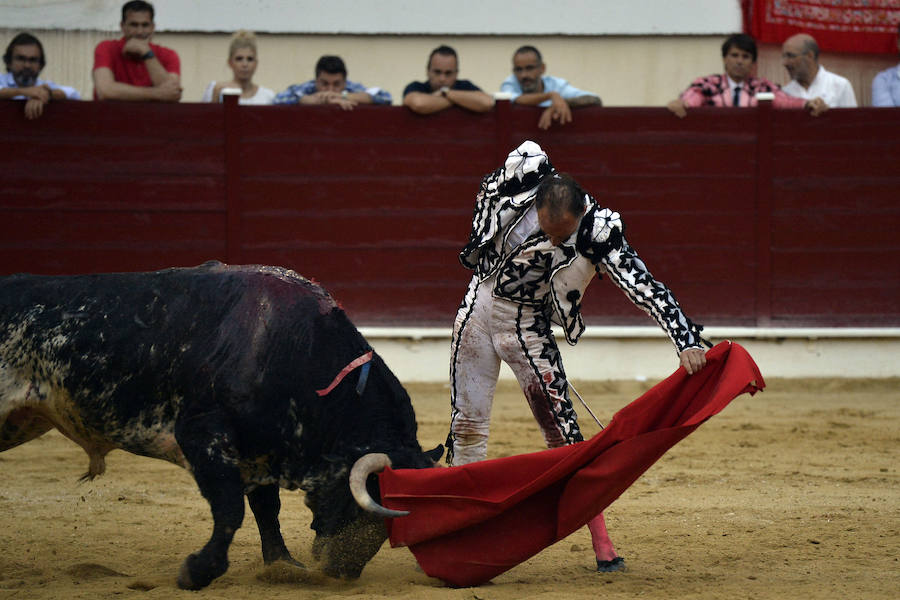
(349, 453, 410, 518)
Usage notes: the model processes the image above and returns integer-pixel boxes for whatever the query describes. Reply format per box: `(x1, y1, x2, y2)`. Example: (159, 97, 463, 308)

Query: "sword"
(568, 381, 604, 430)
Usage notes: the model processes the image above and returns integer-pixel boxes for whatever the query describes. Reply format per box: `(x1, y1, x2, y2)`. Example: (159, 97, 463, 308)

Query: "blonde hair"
(228, 30, 257, 59)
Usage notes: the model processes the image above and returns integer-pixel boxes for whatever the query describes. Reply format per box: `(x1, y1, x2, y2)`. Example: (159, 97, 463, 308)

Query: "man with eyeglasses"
(1, 32, 80, 120)
(403, 45, 494, 115)
(500, 46, 601, 130)
(781, 33, 856, 108)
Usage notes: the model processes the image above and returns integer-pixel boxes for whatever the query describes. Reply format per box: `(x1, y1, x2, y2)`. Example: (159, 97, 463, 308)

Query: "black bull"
(0, 262, 440, 589)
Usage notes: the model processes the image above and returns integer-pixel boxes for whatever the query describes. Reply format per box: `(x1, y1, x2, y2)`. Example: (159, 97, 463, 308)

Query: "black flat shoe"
(596, 557, 626, 572)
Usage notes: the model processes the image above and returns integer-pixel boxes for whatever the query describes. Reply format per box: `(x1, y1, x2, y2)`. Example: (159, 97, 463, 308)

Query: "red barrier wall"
(1, 99, 898, 328)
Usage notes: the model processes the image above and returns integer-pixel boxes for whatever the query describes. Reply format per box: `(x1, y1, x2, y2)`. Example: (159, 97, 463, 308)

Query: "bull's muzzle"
(312, 516, 388, 580)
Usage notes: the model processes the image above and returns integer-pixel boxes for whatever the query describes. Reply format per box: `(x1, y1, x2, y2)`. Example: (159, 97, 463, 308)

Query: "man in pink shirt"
(667, 33, 826, 117)
(92, 1, 181, 102)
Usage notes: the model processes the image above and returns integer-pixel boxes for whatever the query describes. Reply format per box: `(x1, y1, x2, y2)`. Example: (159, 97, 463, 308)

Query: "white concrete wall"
(1, 0, 741, 34)
(360, 327, 900, 382)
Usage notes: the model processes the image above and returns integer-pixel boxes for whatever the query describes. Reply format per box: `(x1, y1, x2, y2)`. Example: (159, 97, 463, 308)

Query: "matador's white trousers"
(447, 274, 583, 465)
(447, 274, 618, 561)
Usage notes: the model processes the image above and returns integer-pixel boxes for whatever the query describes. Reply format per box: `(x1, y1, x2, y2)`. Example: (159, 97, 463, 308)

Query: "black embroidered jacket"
(459, 141, 704, 351)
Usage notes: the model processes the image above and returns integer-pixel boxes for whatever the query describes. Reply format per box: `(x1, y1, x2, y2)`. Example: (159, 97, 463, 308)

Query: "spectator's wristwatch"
(141, 49, 155, 60)
(440, 86, 450, 97)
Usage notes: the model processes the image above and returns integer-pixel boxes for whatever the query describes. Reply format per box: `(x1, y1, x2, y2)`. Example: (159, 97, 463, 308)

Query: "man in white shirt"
(781, 33, 857, 108)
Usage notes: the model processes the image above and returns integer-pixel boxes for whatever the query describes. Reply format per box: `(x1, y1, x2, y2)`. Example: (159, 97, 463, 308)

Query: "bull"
(0, 261, 440, 589)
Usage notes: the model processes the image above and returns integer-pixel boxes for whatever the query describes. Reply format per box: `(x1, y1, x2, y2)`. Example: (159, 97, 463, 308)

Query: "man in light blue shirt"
(1, 32, 80, 120)
(871, 25, 900, 107)
(499, 46, 600, 130)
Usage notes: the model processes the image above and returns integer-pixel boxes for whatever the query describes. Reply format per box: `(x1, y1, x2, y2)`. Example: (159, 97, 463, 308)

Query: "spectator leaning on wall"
(403, 45, 494, 115)
(781, 33, 856, 108)
(202, 30, 275, 105)
(1, 32, 80, 120)
(667, 33, 827, 117)
(871, 25, 900, 107)
(500, 45, 601, 130)
(274, 55, 391, 109)
(92, 0, 181, 102)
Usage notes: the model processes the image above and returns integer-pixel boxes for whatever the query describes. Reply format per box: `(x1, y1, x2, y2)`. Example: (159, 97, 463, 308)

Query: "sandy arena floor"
(1, 377, 898, 600)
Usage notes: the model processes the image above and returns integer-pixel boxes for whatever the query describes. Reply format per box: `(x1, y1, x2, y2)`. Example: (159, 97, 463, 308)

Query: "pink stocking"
(587, 512, 618, 561)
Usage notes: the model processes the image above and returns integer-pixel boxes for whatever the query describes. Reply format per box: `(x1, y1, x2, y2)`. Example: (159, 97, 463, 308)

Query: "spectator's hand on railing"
(549, 92, 572, 124)
(154, 77, 182, 102)
(538, 106, 555, 130)
(667, 98, 688, 118)
(804, 97, 828, 117)
(334, 92, 356, 109)
(24, 97, 45, 120)
(430, 88, 452, 105)
(331, 97, 357, 111)
(15, 84, 50, 104)
(310, 91, 358, 110)
(537, 93, 574, 130)
(17, 84, 53, 120)
(538, 107, 572, 130)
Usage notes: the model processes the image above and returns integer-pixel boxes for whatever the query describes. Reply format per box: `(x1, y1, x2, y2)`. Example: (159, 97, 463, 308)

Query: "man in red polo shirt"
(92, 1, 181, 102)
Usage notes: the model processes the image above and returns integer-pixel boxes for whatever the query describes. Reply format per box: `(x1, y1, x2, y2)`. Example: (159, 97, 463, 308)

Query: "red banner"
(743, 0, 900, 54)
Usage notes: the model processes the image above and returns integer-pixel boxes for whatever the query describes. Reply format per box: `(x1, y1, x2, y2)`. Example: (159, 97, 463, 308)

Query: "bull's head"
(299, 344, 442, 578)
(304, 446, 442, 579)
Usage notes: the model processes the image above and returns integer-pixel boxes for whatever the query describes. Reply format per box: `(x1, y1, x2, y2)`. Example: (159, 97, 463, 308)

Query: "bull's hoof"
(262, 547, 304, 568)
(596, 557, 626, 572)
(265, 554, 305, 569)
(177, 552, 228, 590)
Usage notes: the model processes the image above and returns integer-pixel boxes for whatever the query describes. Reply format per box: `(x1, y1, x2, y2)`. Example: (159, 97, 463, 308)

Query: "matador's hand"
(679, 347, 707, 375)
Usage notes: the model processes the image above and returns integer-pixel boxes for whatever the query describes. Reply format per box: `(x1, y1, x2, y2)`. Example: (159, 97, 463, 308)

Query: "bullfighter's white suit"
(447, 141, 706, 569)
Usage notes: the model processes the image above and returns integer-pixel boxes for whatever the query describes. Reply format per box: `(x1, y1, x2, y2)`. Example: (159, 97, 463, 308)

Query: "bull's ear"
(424, 444, 444, 464)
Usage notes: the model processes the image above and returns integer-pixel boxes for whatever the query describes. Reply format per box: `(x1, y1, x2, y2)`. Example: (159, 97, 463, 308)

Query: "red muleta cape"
(379, 341, 764, 587)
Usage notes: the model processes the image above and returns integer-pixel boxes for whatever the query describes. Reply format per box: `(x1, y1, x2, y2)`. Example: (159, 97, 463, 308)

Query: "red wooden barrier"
(1, 98, 898, 328)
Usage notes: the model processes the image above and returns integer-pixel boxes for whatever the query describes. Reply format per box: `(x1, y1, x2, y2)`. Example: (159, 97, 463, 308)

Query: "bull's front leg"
(247, 484, 304, 567)
(174, 414, 245, 590)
